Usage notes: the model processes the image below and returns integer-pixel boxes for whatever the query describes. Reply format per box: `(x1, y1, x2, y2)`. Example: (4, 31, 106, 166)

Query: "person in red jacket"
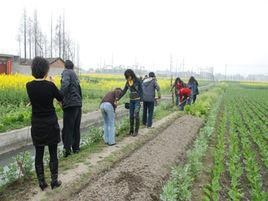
(178, 84, 192, 110)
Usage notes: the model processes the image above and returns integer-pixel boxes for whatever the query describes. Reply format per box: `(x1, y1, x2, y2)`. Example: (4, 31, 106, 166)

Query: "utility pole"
(111, 53, 114, 68)
(182, 57, 185, 72)
(50, 14, 53, 58)
(170, 54, 174, 104)
(169, 54, 173, 75)
(23, 8, 27, 60)
(225, 64, 227, 81)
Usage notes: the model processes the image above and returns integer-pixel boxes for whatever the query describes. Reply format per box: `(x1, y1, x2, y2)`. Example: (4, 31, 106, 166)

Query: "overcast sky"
(0, 0, 268, 75)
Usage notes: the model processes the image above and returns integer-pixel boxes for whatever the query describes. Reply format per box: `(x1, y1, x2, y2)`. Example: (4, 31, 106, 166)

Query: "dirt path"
(25, 112, 179, 201)
(68, 115, 203, 201)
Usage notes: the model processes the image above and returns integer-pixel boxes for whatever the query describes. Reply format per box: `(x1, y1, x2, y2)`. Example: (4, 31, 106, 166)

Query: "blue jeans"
(100, 102, 115, 145)
(179, 96, 190, 111)
(175, 95, 179, 106)
(129, 99, 141, 133)
(142, 101, 155, 127)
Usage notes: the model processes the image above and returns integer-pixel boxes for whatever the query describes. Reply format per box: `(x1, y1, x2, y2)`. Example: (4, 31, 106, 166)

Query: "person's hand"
(48, 76, 55, 83)
(114, 101, 119, 106)
(158, 96, 161, 99)
(58, 102, 63, 109)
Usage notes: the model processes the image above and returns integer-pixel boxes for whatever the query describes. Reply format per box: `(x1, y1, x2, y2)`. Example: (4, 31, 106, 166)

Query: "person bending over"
(100, 88, 123, 145)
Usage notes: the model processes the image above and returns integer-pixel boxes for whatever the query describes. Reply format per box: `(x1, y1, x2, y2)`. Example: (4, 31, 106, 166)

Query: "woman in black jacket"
(26, 57, 63, 191)
(119, 69, 143, 136)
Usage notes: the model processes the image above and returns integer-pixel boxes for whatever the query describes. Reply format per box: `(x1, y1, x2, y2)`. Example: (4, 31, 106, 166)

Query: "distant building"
(0, 54, 66, 75)
(0, 54, 19, 75)
(17, 57, 65, 75)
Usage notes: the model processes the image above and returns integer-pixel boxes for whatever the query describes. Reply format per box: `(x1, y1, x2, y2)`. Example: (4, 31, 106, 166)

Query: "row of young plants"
(0, 100, 175, 195)
(160, 84, 225, 201)
(203, 106, 227, 201)
(226, 103, 244, 201)
(202, 84, 268, 201)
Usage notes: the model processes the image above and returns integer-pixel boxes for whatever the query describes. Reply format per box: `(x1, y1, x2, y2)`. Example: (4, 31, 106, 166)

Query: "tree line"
(17, 9, 79, 66)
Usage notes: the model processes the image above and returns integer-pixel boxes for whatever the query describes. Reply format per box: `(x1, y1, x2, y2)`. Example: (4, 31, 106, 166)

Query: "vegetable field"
(204, 83, 268, 201)
(161, 82, 268, 201)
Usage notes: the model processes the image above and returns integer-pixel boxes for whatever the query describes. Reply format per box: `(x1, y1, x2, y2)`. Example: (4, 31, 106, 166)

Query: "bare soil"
(67, 115, 203, 201)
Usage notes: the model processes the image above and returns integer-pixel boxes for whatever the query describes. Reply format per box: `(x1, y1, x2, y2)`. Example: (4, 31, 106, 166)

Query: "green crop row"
(203, 107, 226, 201)
(160, 84, 224, 201)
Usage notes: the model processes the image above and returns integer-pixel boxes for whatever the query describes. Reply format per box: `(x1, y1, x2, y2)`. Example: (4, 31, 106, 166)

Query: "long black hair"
(188, 76, 198, 86)
(174, 77, 183, 85)
(124, 69, 137, 80)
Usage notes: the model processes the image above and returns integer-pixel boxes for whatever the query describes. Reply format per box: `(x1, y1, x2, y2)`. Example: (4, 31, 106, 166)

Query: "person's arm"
(118, 82, 128, 100)
(155, 81, 161, 99)
(60, 71, 71, 96)
(138, 80, 143, 101)
(78, 84, 83, 99)
(170, 83, 175, 92)
(179, 89, 183, 103)
(25, 83, 32, 106)
(52, 83, 63, 102)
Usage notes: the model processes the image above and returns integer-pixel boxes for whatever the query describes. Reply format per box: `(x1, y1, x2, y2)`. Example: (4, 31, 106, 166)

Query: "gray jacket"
(142, 77, 160, 102)
(60, 69, 82, 109)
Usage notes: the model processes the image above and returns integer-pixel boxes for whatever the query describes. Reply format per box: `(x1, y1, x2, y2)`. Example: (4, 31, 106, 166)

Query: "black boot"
(35, 163, 48, 191)
(49, 161, 62, 190)
(129, 117, 134, 136)
(63, 148, 71, 158)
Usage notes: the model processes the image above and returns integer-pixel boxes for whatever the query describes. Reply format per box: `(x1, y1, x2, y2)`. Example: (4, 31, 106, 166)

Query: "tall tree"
(27, 17, 33, 59)
(16, 34, 22, 57)
(55, 15, 62, 58)
(33, 10, 38, 57)
(50, 14, 53, 58)
(23, 8, 27, 60)
(62, 11, 66, 60)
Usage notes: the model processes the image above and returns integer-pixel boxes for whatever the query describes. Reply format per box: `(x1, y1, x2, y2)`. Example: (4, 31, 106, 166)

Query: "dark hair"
(188, 76, 198, 85)
(31, 56, 49, 79)
(115, 88, 122, 92)
(149, 72, 155, 78)
(124, 69, 137, 80)
(175, 77, 183, 84)
(65, 60, 74, 69)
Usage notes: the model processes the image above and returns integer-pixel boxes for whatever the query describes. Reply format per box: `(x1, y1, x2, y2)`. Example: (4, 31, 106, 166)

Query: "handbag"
(125, 102, 130, 109)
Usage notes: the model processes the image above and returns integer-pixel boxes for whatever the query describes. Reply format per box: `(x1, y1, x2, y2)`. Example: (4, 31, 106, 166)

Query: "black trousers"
(192, 95, 197, 104)
(62, 107, 82, 151)
(35, 144, 58, 166)
(142, 101, 155, 127)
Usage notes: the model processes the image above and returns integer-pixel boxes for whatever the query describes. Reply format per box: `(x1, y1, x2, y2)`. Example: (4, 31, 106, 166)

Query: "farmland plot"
(194, 83, 268, 201)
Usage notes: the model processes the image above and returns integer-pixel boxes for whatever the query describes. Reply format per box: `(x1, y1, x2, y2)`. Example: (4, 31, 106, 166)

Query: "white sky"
(0, 0, 268, 75)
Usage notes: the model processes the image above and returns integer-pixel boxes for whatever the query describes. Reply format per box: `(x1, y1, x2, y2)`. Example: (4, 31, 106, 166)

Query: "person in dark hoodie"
(119, 69, 143, 137)
(26, 56, 62, 190)
(187, 76, 199, 104)
(142, 72, 161, 128)
(60, 60, 82, 157)
(100, 88, 122, 145)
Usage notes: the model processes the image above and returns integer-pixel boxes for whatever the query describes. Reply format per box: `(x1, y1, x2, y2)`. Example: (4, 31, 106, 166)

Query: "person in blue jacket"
(187, 76, 199, 104)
